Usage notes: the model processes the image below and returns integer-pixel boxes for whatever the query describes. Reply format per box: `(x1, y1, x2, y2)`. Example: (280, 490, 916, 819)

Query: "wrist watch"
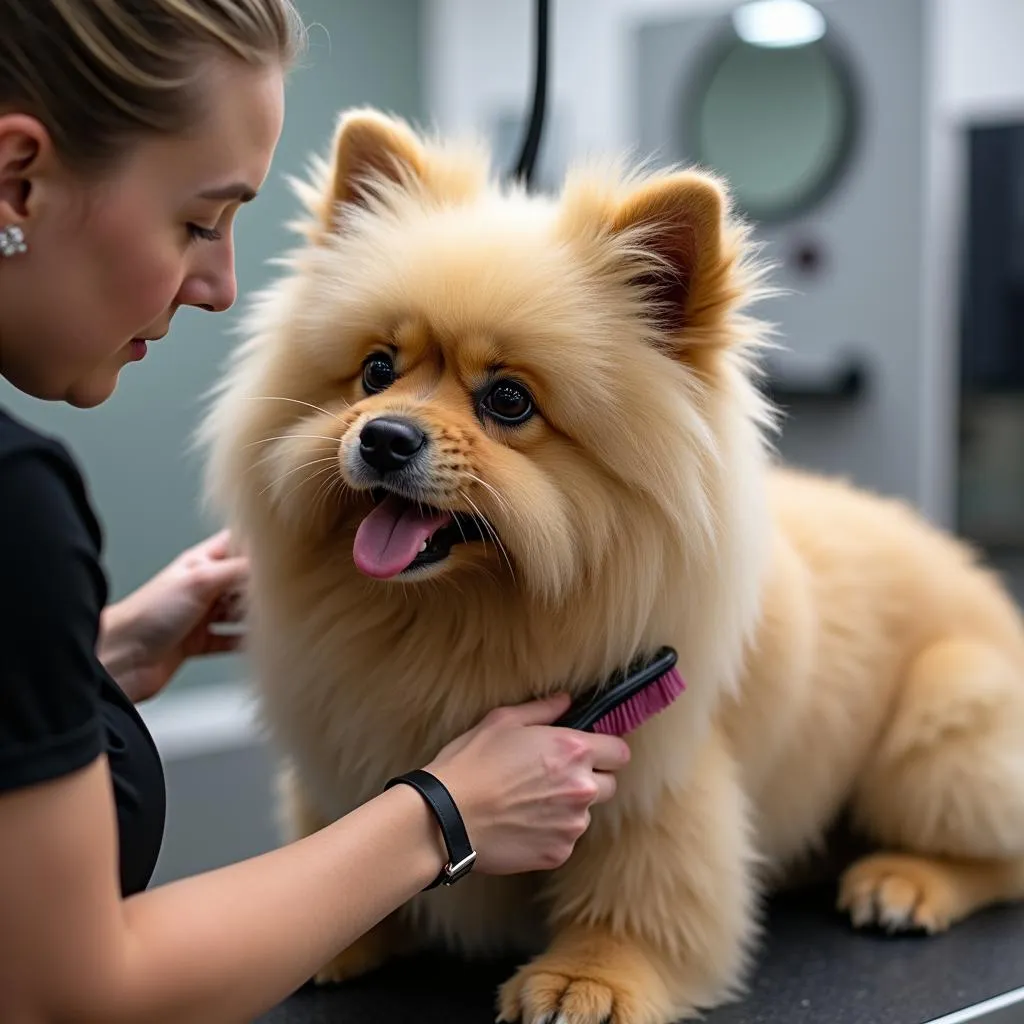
(384, 768, 477, 889)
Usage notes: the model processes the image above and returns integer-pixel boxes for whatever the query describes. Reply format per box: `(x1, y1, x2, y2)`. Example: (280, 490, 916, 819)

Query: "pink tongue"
(353, 495, 452, 579)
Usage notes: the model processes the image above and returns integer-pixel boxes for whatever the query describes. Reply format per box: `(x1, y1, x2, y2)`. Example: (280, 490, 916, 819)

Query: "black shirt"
(0, 408, 166, 896)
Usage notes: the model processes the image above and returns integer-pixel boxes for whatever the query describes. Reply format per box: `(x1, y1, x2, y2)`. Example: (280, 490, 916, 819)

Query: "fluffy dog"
(200, 108, 1024, 1023)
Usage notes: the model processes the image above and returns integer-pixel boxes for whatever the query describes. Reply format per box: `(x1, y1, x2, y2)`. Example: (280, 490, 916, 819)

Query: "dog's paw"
(838, 853, 960, 934)
(498, 967, 620, 1024)
(496, 940, 679, 1024)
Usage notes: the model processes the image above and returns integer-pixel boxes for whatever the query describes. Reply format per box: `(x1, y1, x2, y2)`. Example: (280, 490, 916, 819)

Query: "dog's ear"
(303, 108, 490, 240)
(561, 169, 739, 343)
(320, 108, 426, 233)
(610, 171, 729, 338)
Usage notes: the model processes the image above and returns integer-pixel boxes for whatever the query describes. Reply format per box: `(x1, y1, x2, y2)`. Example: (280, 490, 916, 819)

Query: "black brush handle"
(552, 646, 678, 732)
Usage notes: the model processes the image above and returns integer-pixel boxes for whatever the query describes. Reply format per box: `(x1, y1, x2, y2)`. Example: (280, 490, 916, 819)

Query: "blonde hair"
(1, 0, 305, 171)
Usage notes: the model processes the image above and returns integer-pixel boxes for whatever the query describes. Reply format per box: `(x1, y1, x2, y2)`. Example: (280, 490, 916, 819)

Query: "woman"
(0, 3, 631, 1021)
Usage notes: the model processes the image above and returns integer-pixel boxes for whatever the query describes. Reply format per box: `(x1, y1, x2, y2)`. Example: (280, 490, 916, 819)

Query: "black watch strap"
(384, 769, 477, 889)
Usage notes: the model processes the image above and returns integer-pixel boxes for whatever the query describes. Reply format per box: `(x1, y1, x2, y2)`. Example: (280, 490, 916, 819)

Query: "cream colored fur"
(199, 108, 1024, 1024)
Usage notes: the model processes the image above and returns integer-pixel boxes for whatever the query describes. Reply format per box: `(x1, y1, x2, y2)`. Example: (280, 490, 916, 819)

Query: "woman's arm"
(0, 756, 446, 1024)
(98, 530, 248, 704)
(0, 695, 629, 1024)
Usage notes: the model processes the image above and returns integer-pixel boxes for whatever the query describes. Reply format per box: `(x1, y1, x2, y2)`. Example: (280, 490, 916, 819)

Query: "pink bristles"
(592, 667, 686, 736)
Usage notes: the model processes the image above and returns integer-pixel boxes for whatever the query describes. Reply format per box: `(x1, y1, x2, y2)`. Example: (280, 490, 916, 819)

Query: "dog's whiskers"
(460, 489, 516, 582)
(464, 473, 520, 523)
(451, 503, 470, 548)
(280, 463, 342, 511)
(455, 488, 488, 558)
(247, 433, 342, 449)
(262, 456, 342, 495)
(247, 445, 338, 475)
(260, 456, 340, 498)
(244, 394, 350, 419)
(311, 469, 349, 520)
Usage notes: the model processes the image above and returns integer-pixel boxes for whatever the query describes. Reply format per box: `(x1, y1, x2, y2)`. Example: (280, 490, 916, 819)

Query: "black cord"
(509, 0, 550, 190)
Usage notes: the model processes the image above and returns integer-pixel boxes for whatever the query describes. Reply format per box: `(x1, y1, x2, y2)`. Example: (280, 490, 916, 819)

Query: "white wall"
(425, 0, 741, 155)
(426, 0, 1024, 144)
(939, 0, 1024, 120)
(423, 0, 1024, 527)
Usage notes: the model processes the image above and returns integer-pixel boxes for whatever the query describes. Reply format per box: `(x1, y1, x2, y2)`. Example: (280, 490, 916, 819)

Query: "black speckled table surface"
(257, 884, 1024, 1024)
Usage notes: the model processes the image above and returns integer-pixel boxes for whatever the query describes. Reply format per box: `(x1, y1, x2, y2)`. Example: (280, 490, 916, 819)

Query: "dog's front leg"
(498, 729, 760, 1024)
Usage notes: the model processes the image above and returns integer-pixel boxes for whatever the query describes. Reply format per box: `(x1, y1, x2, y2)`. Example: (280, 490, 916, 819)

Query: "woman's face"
(0, 57, 285, 408)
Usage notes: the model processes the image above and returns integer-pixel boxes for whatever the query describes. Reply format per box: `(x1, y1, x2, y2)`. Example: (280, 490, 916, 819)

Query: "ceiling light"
(731, 0, 827, 49)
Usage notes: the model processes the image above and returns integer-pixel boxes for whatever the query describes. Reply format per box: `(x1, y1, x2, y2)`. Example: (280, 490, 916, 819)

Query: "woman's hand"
(425, 694, 632, 876)
(98, 529, 248, 703)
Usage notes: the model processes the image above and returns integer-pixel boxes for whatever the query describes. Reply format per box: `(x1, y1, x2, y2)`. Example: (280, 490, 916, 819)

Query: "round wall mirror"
(684, 7, 858, 223)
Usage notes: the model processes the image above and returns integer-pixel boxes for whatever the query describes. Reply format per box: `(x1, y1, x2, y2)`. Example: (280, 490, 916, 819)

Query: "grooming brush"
(553, 646, 685, 736)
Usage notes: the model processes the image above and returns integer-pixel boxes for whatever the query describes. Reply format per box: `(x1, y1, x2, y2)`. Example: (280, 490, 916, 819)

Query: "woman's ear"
(0, 114, 51, 226)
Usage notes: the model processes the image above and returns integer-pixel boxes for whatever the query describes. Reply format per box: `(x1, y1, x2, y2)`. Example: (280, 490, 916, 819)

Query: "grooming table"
(258, 883, 1024, 1023)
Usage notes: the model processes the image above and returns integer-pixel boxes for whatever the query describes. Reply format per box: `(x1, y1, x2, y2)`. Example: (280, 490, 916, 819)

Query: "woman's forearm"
(96, 602, 145, 701)
(108, 783, 446, 1024)
(3, 696, 628, 1024)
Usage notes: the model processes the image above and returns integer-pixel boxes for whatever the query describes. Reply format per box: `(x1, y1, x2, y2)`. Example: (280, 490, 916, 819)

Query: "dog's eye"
(481, 380, 534, 425)
(362, 354, 396, 394)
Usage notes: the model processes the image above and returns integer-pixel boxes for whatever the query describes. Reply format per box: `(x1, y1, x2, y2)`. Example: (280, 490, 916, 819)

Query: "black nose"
(359, 417, 426, 473)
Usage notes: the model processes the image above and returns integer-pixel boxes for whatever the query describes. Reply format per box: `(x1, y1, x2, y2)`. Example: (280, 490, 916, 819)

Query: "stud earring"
(0, 225, 27, 258)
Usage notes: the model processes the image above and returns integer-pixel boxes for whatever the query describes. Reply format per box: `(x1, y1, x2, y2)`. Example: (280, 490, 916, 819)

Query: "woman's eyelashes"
(187, 223, 222, 243)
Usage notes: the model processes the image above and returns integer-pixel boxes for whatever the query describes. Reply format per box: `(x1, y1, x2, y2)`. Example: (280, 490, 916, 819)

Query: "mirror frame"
(677, 13, 862, 225)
